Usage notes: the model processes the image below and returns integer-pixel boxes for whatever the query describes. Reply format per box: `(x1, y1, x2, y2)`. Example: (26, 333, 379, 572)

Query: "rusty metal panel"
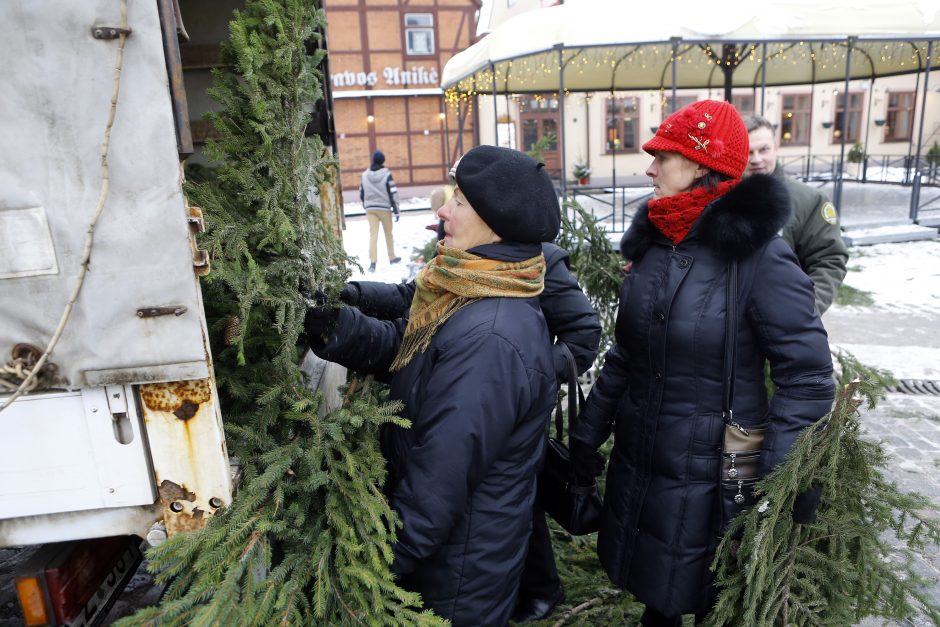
(139, 377, 232, 536)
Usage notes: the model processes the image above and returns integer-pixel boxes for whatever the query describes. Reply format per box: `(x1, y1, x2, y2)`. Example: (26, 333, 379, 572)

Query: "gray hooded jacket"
(360, 166, 399, 213)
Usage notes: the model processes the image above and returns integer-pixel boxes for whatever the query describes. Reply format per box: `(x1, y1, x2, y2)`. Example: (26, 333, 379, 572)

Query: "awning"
(442, 0, 940, 95)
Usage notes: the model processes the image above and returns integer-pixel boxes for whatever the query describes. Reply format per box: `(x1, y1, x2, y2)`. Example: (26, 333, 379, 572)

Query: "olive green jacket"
(775, 165, 849, 313)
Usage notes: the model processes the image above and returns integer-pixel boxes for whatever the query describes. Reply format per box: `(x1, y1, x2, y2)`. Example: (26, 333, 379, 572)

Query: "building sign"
(331, 66, 439, 89)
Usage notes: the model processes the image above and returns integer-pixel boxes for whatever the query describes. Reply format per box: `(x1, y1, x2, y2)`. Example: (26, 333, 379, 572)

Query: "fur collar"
(620, 174, 791, 261)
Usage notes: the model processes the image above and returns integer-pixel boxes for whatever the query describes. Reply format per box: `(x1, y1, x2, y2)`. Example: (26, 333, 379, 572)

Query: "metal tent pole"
(834, 37, 855, 214)
(558, 46, 567, 199)
(911, 40, 934, 221)
(671, 38, 679, 112)
(491, 63, 499, 146)
(760, 42, 767, 116)
(861, 77, 875, 184)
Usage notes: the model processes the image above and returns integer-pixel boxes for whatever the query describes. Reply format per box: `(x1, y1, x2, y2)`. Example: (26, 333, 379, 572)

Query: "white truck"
(1, 2, 234, 623)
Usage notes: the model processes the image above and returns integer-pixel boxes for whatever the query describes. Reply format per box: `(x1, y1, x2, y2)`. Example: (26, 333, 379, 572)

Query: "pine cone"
(223, 315, 240, 346)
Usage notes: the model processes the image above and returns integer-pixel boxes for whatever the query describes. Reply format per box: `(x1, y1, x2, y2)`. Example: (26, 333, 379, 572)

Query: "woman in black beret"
(305, 145, 561, 626)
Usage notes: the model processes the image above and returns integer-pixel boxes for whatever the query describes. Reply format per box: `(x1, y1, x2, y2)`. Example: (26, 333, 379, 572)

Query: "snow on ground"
(838, 239, 940, 316)
(343, 211, 440, 284)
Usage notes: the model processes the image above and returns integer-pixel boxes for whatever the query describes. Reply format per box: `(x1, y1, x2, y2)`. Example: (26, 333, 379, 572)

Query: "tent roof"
(442, 0, 940, 95)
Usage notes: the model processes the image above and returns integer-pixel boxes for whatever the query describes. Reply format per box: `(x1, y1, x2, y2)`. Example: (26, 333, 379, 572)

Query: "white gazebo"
(442, 0, 940, 219)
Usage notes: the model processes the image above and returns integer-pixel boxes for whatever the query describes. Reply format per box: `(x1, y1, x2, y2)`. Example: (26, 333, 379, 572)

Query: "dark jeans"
(518, 507, 560, 598)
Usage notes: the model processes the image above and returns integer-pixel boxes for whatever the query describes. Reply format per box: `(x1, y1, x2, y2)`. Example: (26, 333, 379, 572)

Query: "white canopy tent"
(442, 0, 940, 213)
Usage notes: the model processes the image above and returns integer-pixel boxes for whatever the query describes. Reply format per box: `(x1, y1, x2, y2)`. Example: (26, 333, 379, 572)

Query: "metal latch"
(91, 26, 133, 40)
(105, 385, 128, 414)
(105, 385, 133, 445)
(137, 306, 188, 318)
(187, 206, 210, 276)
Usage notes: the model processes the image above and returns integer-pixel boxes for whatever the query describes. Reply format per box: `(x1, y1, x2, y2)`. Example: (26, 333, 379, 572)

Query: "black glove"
(303, 291, 341, 344)
(339, 283, 361, 307)
(792, 485, 822, 524)
(570, 440, 605, 482)
(393, 209, 400, 223)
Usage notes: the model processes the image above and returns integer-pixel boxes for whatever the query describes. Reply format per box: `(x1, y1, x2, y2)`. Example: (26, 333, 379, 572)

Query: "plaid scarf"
(648, 178, 739, 245)
(389, 242, 545, 372)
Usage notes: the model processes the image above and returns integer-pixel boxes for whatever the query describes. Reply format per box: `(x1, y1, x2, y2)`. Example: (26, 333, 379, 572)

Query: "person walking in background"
(305, 145, 564, 625)
(744, 115, 849, 313)
(360, 149, 401, 272)
(570, 100, 834, 626)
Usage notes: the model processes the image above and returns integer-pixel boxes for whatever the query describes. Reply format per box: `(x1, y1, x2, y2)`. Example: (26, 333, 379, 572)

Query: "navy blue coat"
(570, 175, 835, 616)
(349, 242, 601, 379)
(314, 241, 557, 626)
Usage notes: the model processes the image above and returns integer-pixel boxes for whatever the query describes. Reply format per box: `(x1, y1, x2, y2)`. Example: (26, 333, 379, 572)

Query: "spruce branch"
(707, 368, 940, 626)
(556, 199, 624, 362)
(116, 1, 442, 624)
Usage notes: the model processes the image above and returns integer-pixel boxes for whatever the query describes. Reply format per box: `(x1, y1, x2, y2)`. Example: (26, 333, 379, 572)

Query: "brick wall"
(325, 0, 480, 192)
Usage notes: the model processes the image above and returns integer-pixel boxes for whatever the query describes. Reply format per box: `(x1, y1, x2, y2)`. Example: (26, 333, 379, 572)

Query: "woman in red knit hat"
(570, 100, 835, 625)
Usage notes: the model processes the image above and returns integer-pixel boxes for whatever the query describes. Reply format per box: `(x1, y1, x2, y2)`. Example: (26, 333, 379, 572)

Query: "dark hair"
(691, 169, 733, 190)
(743, 114, 774, 135)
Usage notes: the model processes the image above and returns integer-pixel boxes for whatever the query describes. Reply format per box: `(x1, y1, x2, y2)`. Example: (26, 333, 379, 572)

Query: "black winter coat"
(570, 175, 835, 616)
(349, 242, 601, 379)
(314, 241, 557, 626)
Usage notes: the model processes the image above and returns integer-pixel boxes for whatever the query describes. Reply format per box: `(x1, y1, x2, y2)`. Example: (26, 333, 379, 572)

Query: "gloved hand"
(393, 209, 400, 223)
(303, 291, 341, 345)
(339, 283, 361, 307)
(570, 439, 605, 482)
(792, 485, 822, 524)
(303, 305, 340, 344)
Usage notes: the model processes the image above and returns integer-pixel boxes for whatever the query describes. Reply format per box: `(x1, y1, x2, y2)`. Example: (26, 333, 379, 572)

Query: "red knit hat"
(642, 100, 749, 179)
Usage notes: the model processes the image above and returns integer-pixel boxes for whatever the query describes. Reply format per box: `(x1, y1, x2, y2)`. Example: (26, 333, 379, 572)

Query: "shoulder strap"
(722, 260, 738, 424)
(553, 343, 584, 443)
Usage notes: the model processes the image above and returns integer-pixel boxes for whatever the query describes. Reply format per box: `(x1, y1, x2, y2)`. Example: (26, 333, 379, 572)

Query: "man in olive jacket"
(744, 115, 849, 314)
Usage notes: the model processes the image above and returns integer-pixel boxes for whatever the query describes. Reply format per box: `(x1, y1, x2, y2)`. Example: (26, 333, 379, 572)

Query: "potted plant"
(847, 141, 866, 164)
(573, 161, 592, 185)
(927, 141, 940, 182)
(846, 141, 866, 179)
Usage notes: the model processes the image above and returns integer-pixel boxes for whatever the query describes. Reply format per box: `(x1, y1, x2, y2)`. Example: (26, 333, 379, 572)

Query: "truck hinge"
(187, 206, 210, 276)
(91, 26, 133, 40)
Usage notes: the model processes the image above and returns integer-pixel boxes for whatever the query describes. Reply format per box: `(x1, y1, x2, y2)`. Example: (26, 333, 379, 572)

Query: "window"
(519, 95, 558, 153)
(832, 91, 864, 143)
(404, 14, 434, 56)
(885, 91, 914, 142)
(780, 94, 811, 145)
(519, 96, 559, 113)
(661, 95, 696, 121)
(605, 97, 639, 153)
(732, 94, 755, 118)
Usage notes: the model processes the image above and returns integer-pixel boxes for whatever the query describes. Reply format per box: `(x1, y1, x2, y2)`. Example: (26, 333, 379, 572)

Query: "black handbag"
(536, 344, 603, 535)
(719, 260, 766, 529)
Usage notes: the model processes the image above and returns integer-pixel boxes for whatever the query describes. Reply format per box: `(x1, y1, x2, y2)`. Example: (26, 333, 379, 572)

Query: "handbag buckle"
(734, 480, 745, 504)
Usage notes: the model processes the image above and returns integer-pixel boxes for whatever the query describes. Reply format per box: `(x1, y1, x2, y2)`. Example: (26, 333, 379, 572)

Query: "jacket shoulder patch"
(820, 202, 838, 225)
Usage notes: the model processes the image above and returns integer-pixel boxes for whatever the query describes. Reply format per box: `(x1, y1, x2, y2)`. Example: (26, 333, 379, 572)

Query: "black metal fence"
(563, 156, 940, 233)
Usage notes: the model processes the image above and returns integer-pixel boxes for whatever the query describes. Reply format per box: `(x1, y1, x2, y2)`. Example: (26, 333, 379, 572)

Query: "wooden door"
(518, 94, 560, 177)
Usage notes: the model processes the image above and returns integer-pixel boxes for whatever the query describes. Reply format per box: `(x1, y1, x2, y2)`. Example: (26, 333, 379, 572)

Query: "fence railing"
(779, 154, 940, 187)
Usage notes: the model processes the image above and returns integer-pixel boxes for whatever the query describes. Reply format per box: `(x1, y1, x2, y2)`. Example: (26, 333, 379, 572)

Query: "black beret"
(454, 145, 560, 244)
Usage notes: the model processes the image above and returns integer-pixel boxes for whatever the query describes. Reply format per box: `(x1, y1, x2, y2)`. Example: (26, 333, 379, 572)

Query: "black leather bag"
(718, 261, 765, 529)
(536, 345, 603, 535)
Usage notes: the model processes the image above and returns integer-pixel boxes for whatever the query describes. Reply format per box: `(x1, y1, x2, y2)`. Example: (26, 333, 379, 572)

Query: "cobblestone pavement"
(855, 394, 940, 627)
